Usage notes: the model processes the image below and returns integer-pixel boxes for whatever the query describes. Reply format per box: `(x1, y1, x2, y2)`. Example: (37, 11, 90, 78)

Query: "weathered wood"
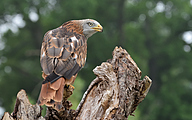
(76, 47, 152, 120)
(1, 89, 45, 120)
(1, 46, 152, 120)
(1, 112, 14, 120)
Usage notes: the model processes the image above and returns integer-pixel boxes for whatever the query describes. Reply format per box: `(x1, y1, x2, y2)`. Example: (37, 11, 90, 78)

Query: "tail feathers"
(53, 82, 64, 102)
(37, 77, 65, 110)
(50, 78, 62, 90)
(41, 83, 56, 100)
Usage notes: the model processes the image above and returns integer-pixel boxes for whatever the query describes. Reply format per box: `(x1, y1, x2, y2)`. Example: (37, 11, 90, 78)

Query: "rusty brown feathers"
(37, 19, 103, 110)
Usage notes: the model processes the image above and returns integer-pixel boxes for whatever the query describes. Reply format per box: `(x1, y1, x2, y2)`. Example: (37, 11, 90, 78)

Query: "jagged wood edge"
(75, 46, 152, 119)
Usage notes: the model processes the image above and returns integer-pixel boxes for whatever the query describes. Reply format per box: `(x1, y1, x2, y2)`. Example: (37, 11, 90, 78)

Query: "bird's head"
(78, 19, 103, 38)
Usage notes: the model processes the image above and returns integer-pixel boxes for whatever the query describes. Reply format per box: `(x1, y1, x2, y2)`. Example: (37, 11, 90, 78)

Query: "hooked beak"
(92, 24, 103, 32)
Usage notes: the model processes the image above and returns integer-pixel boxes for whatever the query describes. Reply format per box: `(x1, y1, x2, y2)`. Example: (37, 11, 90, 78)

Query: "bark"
(1, 89, 45, 120)
(1, 46, 152, 120)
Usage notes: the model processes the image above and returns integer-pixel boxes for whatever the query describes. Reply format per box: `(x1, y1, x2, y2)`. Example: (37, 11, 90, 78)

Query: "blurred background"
(0, 0, 192, 119)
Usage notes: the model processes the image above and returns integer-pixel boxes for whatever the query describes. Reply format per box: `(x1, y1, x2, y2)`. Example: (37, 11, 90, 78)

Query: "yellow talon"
(65, 84, 75, 90)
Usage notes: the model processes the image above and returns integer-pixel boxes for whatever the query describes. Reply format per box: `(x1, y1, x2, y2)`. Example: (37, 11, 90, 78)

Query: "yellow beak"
(92, 24, 103, 32)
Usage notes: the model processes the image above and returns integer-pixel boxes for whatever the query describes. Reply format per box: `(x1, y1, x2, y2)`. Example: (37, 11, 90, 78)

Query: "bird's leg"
(62, 74, 76, 100)
(63, 84, 75, 101)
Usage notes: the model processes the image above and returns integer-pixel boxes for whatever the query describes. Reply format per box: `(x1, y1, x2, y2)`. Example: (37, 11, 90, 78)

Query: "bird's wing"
(40, 27, 87, 80)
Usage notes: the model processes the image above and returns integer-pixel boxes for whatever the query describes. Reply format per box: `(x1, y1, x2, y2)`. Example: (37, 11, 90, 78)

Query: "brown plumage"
(37, 19, 103, 110)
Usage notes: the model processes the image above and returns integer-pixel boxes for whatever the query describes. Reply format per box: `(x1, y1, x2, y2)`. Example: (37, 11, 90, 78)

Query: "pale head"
(78, 19, 103, 38)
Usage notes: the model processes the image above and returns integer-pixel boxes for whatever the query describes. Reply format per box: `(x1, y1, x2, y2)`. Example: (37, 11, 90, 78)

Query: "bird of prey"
(37, 19, 103, 110)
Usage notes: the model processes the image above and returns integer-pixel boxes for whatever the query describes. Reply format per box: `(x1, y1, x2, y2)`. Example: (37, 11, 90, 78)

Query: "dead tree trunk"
(1, 46, 152, 120)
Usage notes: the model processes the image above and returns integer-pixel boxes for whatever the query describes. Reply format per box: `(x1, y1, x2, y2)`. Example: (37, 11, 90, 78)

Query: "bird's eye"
(87, 22, 93, 26)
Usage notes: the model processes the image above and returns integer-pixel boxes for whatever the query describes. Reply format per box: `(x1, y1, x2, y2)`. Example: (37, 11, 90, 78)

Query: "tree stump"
(1, 46, 152, 120)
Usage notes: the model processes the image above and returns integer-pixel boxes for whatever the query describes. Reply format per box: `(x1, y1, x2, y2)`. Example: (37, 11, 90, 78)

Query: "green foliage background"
(0, 0, 192, 119)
